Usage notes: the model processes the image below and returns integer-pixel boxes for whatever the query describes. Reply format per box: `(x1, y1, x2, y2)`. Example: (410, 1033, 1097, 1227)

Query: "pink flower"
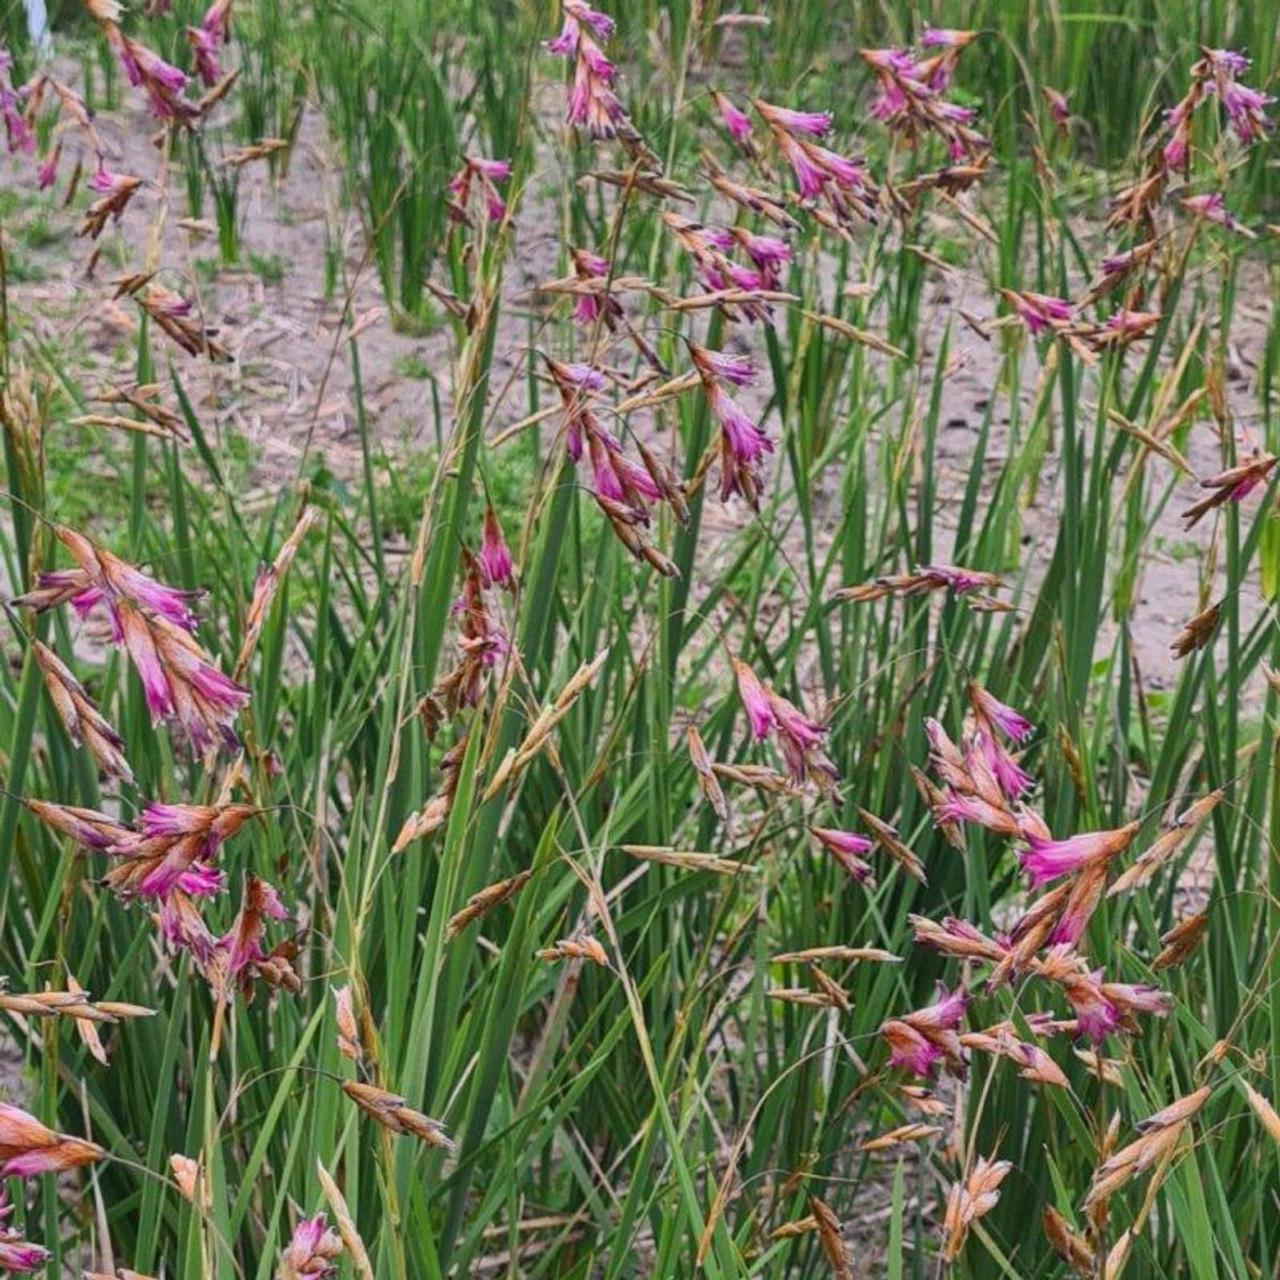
(186, 25, 222, 85)
(1045, 867, 1107, 946)
(0, 1103, 103, 1178)
(478, 507, 514, 587)
(881, 985, 968, 1077)
(813, 826, 874, 881)
(36, 147, 59, 189)
(561, 0, 614, 42)
(704, 385, 763, 449)
(933, 790, 1022, 838)
(1, 54, 34, 156)
(711, 90, 752, 143)
(977, 732, 1033, 800)
(1220, 80, 1273, 143)
(1004, 290, 1073, 336)
(1203, 48, 1249, 77)
(763, 687, 837, 788)
(1058, 966, 1170, 1043)
(1019, 821, 1139, 887)
(1181, 191, 1249, 234)
(1162, 136, 1188, 169)
(969, 682, 1033, 743)
(0, 1239, 49, 1272)
(120, 604, 176, 725)
(810, 145, 870, 190)
(279, 1212, 343, 1278)
(690, 344, 755, 386)
(753, 99, 832, 137)
(547, 358, 607, 393)
(777, 133, 826, 197)
(918, 564, 991, 595)
(880, 1020, 941, 1076)
(733, 658, 775, 740)
(735, 230, 789, 270)
(920, 27, 968, 48)
(1043, 86, 1071, 128)
(446, 155, 511, 224)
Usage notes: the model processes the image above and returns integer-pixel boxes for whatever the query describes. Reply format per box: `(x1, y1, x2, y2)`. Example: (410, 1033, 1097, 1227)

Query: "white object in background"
(24, 0, 52, 56)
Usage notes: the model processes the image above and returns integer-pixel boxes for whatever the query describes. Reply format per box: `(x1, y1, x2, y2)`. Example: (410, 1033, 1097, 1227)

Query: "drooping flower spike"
(437, 551, 510, 711)
(860, 42, 987, 160)
(103, 801, 259, 900)
(15, 532, 247, 754)
(911, 915, 1009, 965)
(730, 227, 791, 291)
(661, 212, 774, 322)
(186, 0, 232, 86)
(1034, 947, 1171, 1043)
(205, 874, 299, 1003)
(1019, 821, 1141, 887)
(686, 725, 728, 822)
(812, 827, 874, 883)
(1, 49, 35, 156)
(477, 506, 515, 588)
(690, 342, 773, 507)
(1181, 450, 1276, 528)
(833, 563, 1002, 607)
(235, 505, 320, 676)
(1109, 789, 1222, 896)
(341, 1081, 456, 1150)
(1181, 191, 1255, 237)
(732, 657, 837, 789)
(1043, 86, 1071, 132)
(135, 607, 250, 751)
(32, 641, 133, 783)
(78, 166, 143, 240)
(942, 1155, 1011, 1261)
(15, 523, 202, 634)
(706, 167, 799, 231)
(545, 0, 653, 161)
(960, 1022, 1068, 1088)
(1000, 289, 1073, 337)
(0, 1102, 103, 1177)
(1083, 1086, 1208, 1209)
(710, 90, 753, 148)
(119, 277, 232, 361)
(1193, 47, 1273, 147)
(969, 681, 1034, 744)
(97, 16, 198, 122)
(754, 98, 879, 227)
(880, 984, 969, 1078)
(446, 155, 511, 225)
(1086, 239, 1157, 299)
(0, 1189, 48, 1272)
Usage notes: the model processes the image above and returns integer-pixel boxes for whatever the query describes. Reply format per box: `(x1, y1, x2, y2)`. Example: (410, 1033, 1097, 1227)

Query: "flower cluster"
(733, 657, 838, 791)
(15, 525, 248, 753)
(861, 31, 988, 161)
(545, 357, 684, 572)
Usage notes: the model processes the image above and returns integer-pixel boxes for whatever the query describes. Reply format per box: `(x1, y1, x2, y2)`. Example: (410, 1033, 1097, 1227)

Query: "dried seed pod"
(1042, 1206, 1092, 1276)
(332, 986, 362, 1065)
(1170, 599, 1221, 660)
(808, 1196, 851, 1280)
(537, 936, 609, 968)
(1151, 912, 1208, 970)
(858, 1123, 942, 1152)
(445, 870, 532, 939)
(942, 1155, 1011, 1260)
(340, 1081, 455, 1151)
